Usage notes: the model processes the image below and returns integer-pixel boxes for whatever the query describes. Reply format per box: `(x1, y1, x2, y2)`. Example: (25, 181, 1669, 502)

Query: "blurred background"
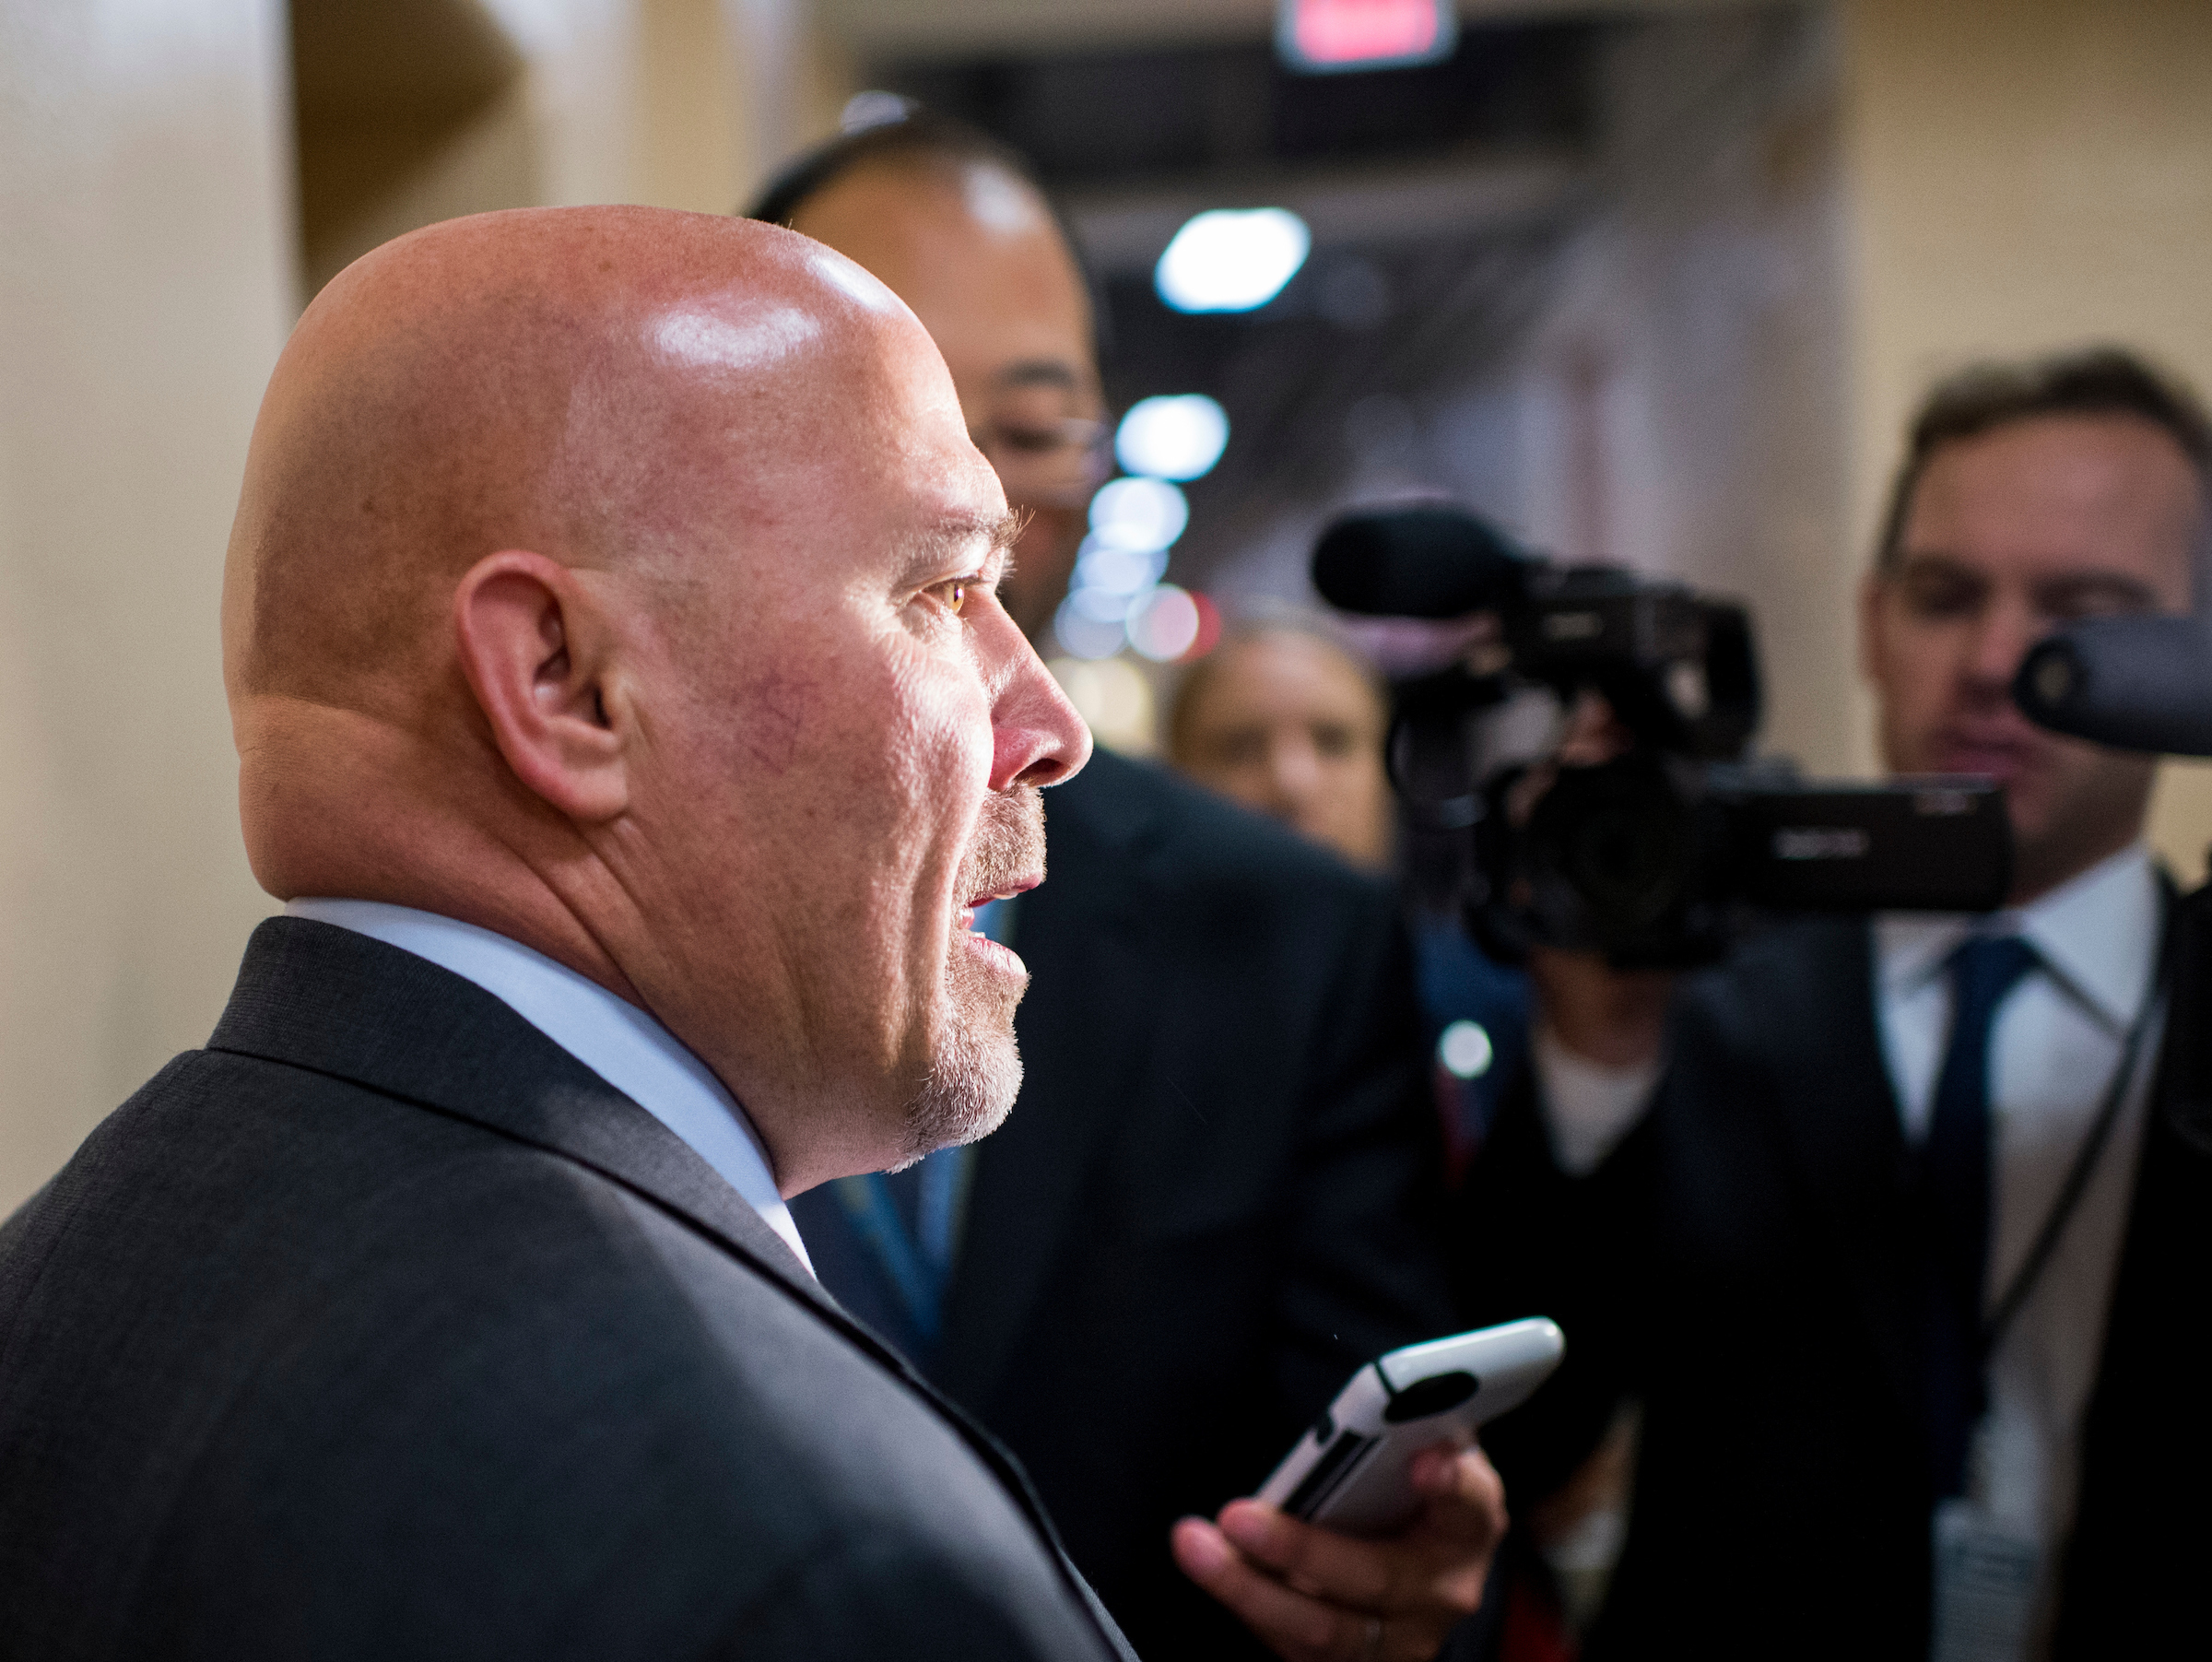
(4, 0, 2209, 1213)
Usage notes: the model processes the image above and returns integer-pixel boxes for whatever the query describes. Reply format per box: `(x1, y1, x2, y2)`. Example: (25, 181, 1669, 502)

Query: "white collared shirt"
(286, 898, 813, 1274)
(1534, 843, 2163, 1614)
(1872, 843, 2160, 1562)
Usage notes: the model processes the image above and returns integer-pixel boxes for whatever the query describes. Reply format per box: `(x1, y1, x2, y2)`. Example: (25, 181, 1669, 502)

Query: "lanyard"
(1978, 902, 2173, 1361)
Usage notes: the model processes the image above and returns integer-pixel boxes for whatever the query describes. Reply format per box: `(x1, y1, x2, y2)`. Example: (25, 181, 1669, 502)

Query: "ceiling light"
(1155, 209, 1312, 314)
(1116, 395, 1230, 481)
(1088, 477, 1189, 552)
(1277, 0, 1457, 74)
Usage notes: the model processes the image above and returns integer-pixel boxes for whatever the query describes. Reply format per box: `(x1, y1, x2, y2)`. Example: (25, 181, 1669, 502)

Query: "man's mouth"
(956, 874, 1042, 937)
(949, 785, 1048, 979)
(1927, 728, 2042, 783)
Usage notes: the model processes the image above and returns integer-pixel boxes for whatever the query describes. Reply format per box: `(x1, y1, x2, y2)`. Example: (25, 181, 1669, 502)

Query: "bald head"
(785, 156, 1104, 639)
(227, 207, 910, 712)
(222, 206, 1088, 1193)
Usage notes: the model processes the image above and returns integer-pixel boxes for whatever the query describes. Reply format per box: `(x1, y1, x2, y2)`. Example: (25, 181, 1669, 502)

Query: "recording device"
(1254, 1319, 1565, 1538)
(1313, 507, 2013, 966)
(2014, 614, 2212, 1160)
(2014, 614, 2212, 757)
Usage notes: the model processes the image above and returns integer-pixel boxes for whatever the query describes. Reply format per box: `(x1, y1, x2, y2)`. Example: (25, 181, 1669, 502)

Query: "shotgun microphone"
(1311, 507, 1531, 619)
(2015, 615, 2212, 758)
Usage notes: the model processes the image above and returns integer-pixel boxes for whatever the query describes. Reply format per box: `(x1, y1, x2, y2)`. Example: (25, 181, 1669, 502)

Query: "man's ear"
(453, 550, 629, 822)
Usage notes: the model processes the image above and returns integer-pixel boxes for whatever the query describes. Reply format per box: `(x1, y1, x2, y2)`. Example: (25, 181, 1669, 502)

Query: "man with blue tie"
(1453, 348, 2211, 1660)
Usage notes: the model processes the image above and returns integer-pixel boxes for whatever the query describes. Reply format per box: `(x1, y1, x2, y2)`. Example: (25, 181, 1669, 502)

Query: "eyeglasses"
(970, 391, 1111, 513)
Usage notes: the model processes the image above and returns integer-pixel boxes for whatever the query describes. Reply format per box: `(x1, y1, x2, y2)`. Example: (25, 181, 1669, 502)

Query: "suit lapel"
(1739, 919, 1924, 1425)
(208, 918, 1124, 1652)
(935, 757, 1160, 1412)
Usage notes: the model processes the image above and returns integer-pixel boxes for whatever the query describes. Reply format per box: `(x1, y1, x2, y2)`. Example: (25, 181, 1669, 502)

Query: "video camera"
(1312, 505, 2014, 967)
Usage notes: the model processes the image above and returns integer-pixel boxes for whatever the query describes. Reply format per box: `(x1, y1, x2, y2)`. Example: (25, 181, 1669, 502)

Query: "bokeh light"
(1155, 208, 1312, 313)
(1127, 584, 1203, 662)
(1088, 476, 1190, 551)
(1438, 1020, 1495, 1079)
(1115, 394, 1230, 481)
(1053, 589, 1129, 660)
(1075, 541, 1169, 597)
(1051, 654, 1157, 754)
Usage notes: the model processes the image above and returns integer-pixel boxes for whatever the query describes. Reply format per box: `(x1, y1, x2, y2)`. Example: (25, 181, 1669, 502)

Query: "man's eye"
(935, 579, 968, 616)
(1901, 575, 1981, 618)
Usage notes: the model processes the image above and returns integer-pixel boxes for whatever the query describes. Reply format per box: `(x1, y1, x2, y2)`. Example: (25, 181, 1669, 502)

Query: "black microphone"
(2015, 615, 2212, 757)
(1312, 507, 1532, 619)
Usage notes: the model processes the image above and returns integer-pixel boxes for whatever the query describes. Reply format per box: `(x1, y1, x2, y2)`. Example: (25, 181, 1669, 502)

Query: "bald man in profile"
(750, 116, 1500, 1662)
(0, 207, 1123, 1659)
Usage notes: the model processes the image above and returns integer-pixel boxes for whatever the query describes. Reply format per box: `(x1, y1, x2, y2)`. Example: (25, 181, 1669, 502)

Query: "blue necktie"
(1922, 934, 2038, 1497)
(831, 1149, 968, 1351)
(817, 897, 1012, 1359)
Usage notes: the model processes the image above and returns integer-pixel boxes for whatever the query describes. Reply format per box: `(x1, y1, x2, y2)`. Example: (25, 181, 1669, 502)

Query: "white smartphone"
(1253, 1317, 1566, 1538)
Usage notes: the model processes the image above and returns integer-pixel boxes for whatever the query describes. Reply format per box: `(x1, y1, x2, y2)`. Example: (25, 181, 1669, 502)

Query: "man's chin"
(889, 1023, 1022, 1170)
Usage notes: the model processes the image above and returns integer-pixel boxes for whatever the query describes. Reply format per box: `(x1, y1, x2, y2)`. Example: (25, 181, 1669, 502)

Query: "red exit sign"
(1277, 0, 1458, 72)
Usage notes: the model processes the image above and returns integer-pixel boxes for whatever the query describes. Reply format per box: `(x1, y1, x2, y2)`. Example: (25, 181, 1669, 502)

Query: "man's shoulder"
(0, 1047, 1113, 1661)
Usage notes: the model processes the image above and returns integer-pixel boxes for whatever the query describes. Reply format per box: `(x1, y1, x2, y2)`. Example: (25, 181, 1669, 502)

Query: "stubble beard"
(888, 785, 1043, 1170)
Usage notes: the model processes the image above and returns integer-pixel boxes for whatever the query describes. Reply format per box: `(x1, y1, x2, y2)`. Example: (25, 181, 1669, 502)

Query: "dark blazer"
(2055, 877, 2212, 1655)
(0, 918, 1135, 1662)
(1454, 903, 2212, 1660)
(797, 750, 1455, 1662)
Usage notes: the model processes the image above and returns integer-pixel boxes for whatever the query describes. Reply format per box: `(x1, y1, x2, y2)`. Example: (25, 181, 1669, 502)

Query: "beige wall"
(0, 0, 296, 1211)
(1840, 0, 2212, 879)
(1498, 8, 1857, 778)
(0, 0, 847, 1215)
(300, 0, 847, 301)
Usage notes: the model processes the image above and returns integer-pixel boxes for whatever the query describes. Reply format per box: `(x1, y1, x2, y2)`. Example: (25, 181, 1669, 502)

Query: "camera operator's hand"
(1171, 1444, 1506, 1662)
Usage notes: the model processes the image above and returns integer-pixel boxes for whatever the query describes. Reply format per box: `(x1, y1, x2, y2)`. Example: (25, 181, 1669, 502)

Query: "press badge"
(1929, 1498, 2041, 1662)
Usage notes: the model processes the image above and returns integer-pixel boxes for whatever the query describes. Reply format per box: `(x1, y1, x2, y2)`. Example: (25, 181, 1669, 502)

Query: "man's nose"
(1964, 597, 2039, 692)
(1265, 734, 1324, 812)
(986, 621, 1091, 790)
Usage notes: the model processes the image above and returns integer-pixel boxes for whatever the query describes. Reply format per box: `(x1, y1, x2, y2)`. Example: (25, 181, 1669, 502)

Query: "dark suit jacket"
(1453, 902, 2212, 1659)
(798, 751, 1455, 1662)
(0, 918, 1135, 1662)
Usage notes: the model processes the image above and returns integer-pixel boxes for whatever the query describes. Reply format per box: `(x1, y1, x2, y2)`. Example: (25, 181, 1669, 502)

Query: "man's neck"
(2007, 821, 2151, 908)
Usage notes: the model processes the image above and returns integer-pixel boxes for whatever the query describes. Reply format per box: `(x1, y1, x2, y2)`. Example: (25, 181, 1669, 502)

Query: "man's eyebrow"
(2033, 571, 2161, 608)
(903, 510, 1026, 583)
(1893, 549, 1983, 577)
(996, 360, 1080, 392)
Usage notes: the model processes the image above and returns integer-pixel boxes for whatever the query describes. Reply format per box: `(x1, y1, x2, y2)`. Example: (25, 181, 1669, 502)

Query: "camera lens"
(1531, 757, 1693, 934)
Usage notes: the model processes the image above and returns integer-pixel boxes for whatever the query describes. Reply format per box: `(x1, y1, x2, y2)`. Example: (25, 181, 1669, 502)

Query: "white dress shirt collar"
(285, 898, 813, 1274)
(1873, 841, 2161, 1032)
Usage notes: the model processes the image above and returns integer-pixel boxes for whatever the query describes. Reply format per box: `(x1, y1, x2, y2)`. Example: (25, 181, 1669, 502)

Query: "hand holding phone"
(1254, 1317, 1565, 1538)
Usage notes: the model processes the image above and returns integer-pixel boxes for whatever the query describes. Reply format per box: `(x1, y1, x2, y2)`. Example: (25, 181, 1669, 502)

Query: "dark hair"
(741, 106, 1107, 353)
(1876, 346, 2212, 574)
(744, 108, 1048, 228)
